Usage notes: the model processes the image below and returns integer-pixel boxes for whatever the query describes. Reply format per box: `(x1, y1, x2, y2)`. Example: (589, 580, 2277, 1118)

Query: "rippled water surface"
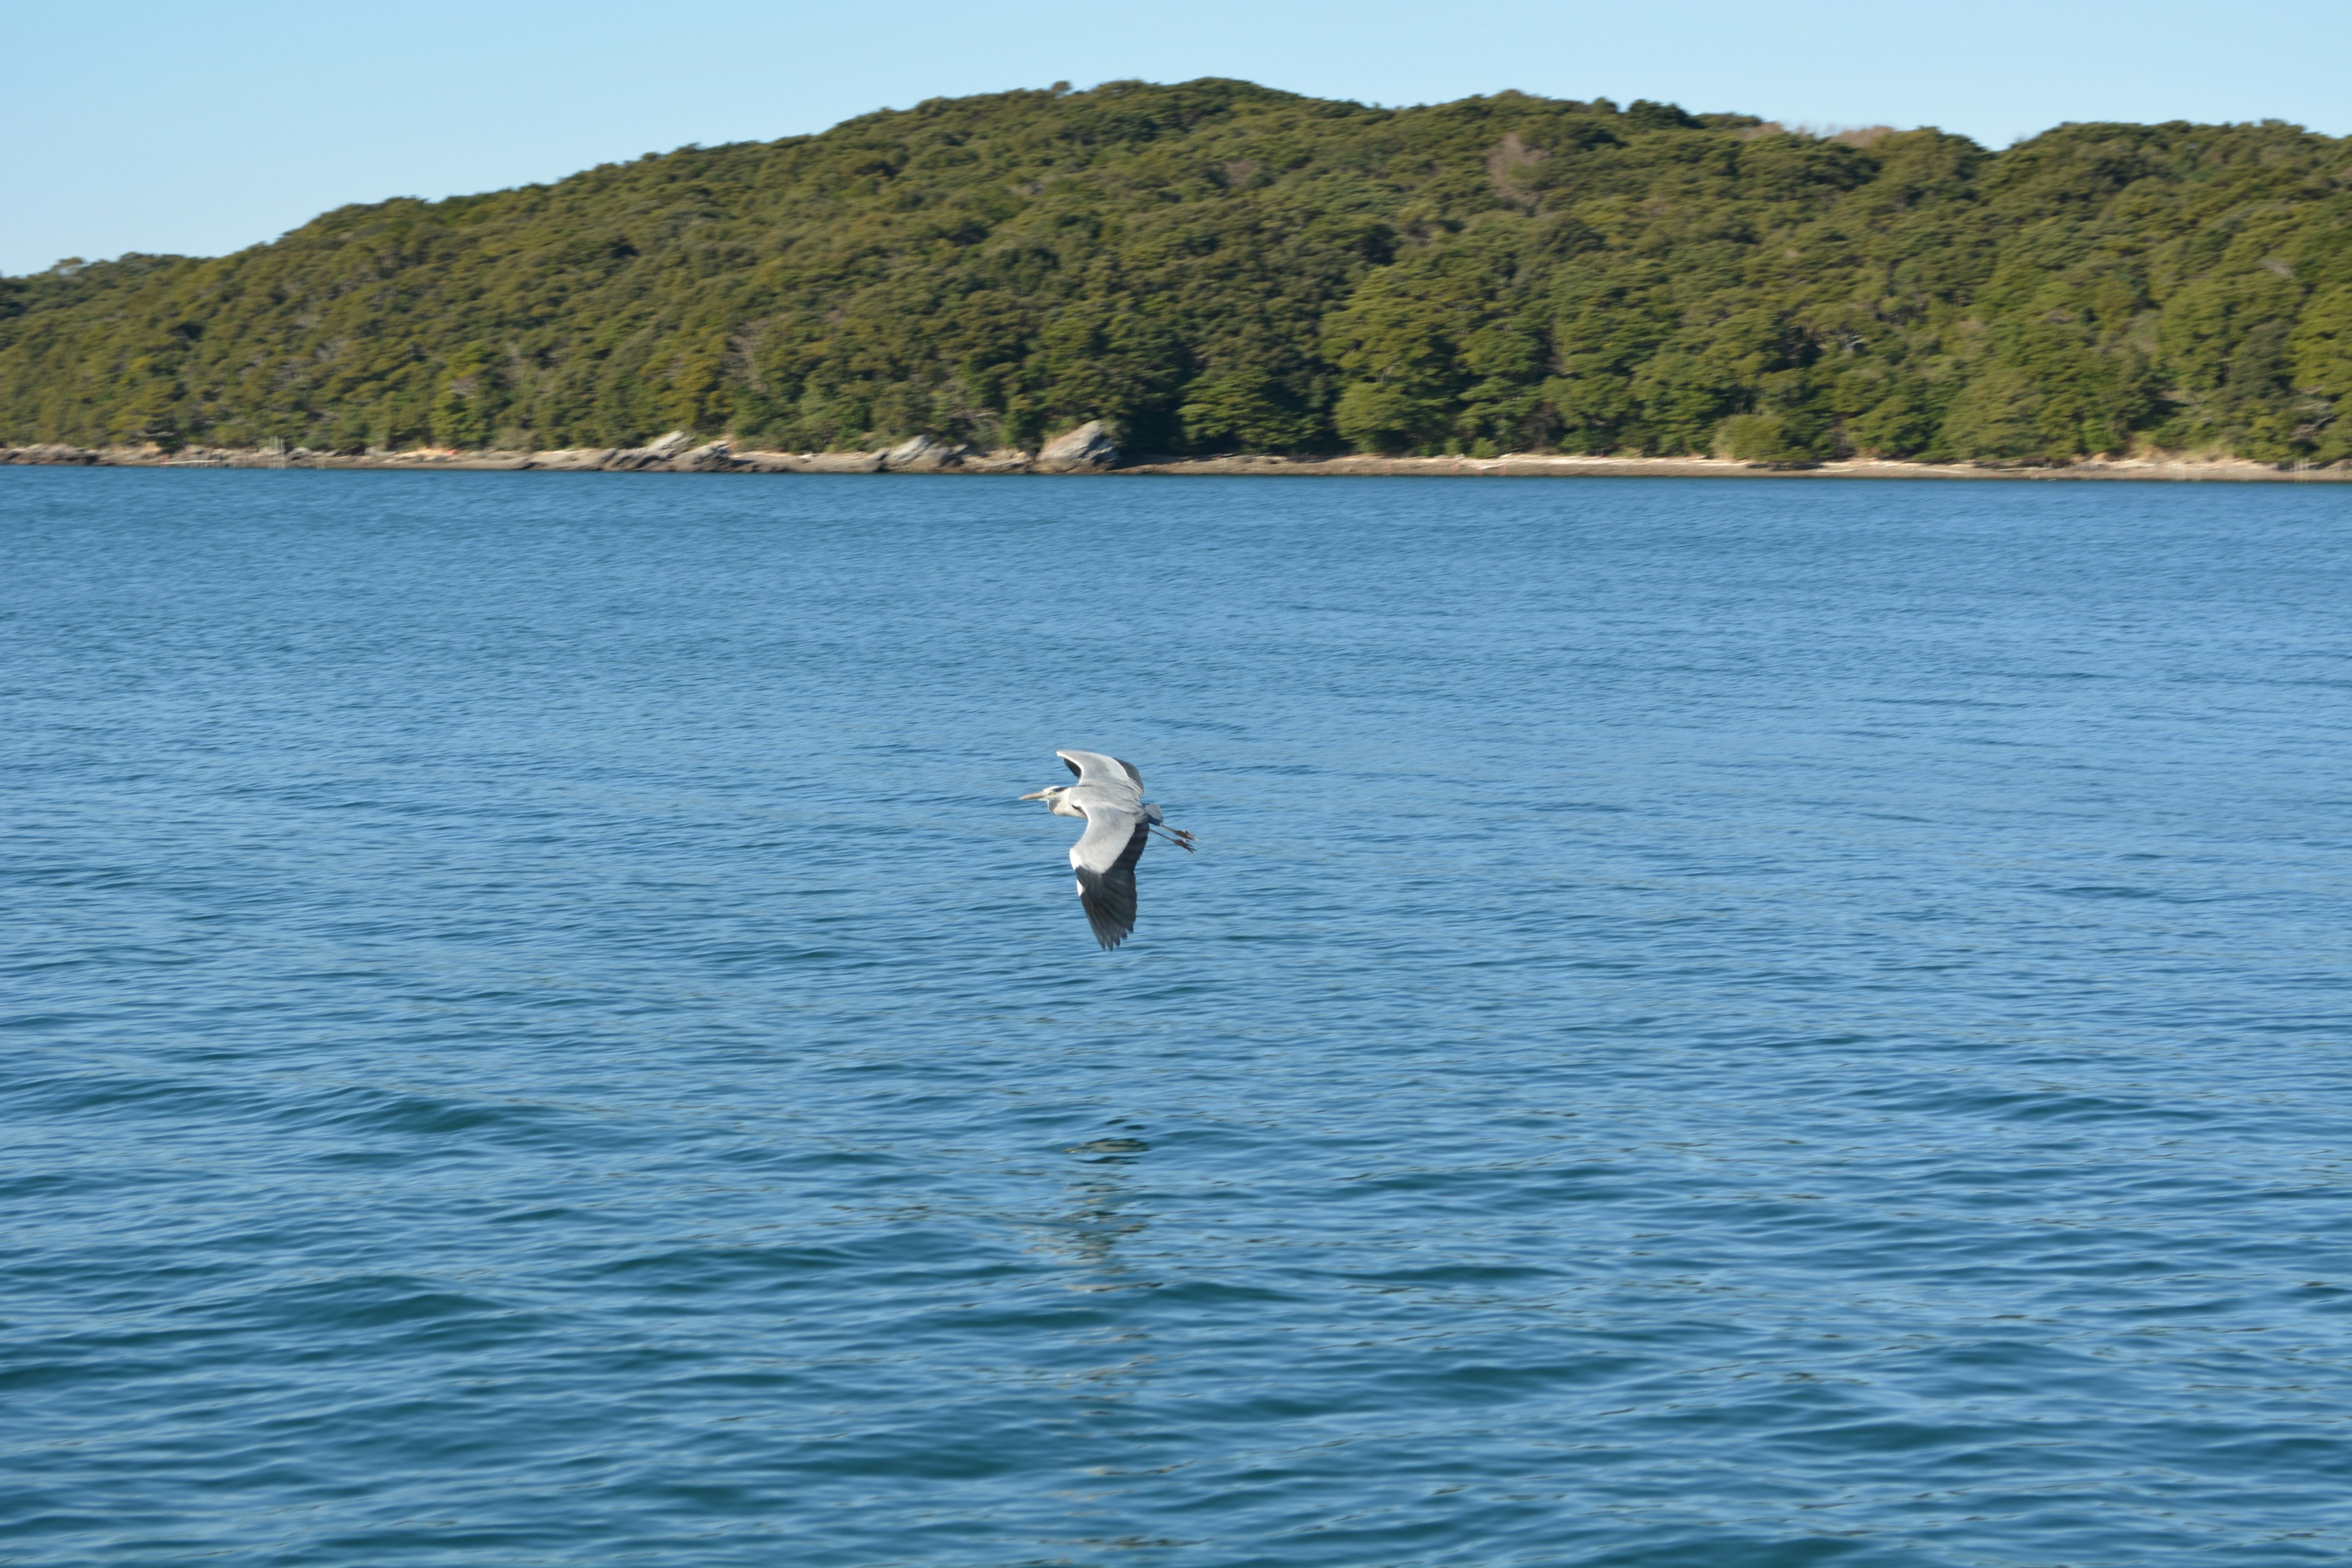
(7, 469, 2351, 1566)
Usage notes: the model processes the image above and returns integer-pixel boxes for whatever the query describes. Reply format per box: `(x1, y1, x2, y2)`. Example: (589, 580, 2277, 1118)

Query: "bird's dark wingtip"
(1076, 858, 1140, 951)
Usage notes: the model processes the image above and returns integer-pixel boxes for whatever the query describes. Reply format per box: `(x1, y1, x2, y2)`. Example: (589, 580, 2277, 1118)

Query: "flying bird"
(1021, 750, 1194, 949)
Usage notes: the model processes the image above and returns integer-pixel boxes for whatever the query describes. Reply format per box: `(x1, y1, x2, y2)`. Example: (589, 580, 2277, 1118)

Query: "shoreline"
(5, 442, 2346, 483)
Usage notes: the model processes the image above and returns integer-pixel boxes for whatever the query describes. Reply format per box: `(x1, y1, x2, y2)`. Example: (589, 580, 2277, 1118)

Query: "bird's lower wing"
(1069, 804, 1150, 950)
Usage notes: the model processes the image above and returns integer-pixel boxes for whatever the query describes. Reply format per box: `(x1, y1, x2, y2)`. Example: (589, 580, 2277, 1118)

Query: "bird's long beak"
(1018, 789, 1051, 801)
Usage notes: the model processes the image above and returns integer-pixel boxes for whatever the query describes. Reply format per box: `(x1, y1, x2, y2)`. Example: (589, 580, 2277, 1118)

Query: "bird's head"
(1019, 785, 1071, 807)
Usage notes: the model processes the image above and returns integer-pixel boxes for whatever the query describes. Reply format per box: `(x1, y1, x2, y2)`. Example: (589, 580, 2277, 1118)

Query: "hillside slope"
(5, 80, 2350, 462)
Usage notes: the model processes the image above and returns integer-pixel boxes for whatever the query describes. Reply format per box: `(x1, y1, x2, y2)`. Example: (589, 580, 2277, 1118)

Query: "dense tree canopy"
(5, 80, 2350, 462)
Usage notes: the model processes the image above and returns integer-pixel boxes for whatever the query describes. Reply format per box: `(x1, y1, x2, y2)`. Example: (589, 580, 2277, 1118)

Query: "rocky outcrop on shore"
(6, 436, 2347, 483)
(884, 435, 963, 472)
(605, 432, 695, 470)
(524, 448, 614, 471)
(2, 443, 103, 465)
(742, 450, 885, 473)
(1033, 420, 1119, 473)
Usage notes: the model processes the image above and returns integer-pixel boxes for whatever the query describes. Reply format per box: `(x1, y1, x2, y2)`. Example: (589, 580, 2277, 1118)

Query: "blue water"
(6, 469, 2351, 1566)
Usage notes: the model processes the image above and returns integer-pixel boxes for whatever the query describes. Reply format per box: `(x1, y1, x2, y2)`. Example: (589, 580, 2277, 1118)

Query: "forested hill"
(6, 79, 2351, 463)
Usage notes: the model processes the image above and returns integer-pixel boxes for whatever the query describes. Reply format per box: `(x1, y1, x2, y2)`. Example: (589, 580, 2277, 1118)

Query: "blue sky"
(8, 0, 2347, 277)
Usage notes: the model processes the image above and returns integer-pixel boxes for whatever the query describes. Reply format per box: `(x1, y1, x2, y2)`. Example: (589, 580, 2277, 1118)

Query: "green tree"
(430, 343, 507, 449)
(1179, 366, 1321, 451)
(2288, 285, 2352, 461)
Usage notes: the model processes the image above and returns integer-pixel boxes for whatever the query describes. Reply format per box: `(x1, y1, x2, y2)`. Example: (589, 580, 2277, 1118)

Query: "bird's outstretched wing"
(1069, 801, 1150, 950)
(1058, 749, 1145, 791)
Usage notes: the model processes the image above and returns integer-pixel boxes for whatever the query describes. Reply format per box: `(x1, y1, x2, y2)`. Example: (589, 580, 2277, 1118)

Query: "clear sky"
(9, 0, 2348, 277)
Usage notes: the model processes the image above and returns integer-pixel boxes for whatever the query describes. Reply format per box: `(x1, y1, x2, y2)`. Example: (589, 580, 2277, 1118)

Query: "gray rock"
(959, 448, 1034, 473)
(527, 448, 616, 471)
(884, 434, 968, 472)
(1035, 420, 1118, 473)
(671, 440, 735, 472)
(884, 435, 964, 472)
(604, 430, 696, 470)
(800, 450, 889, 473)
(705, 448, 884, 474)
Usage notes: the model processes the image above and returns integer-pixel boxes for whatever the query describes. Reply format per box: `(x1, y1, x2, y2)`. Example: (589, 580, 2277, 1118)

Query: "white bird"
(1020, 750, 1195, 949)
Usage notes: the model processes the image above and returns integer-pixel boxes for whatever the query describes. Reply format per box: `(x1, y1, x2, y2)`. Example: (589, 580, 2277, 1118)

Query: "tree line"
(4, 78, 2349, 463)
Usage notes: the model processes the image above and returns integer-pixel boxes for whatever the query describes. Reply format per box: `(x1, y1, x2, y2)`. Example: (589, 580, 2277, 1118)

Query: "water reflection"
(1044, 1129, 1154, 1286)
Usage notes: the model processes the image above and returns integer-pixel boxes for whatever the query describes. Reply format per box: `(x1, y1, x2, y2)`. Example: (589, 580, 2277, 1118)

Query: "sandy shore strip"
(1115, 453, 2352, 482)
(4, 443, 2346, 483)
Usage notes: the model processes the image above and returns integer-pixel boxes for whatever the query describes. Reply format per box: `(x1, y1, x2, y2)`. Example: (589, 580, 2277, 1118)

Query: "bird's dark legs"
(1150, 825, 1197, 852)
